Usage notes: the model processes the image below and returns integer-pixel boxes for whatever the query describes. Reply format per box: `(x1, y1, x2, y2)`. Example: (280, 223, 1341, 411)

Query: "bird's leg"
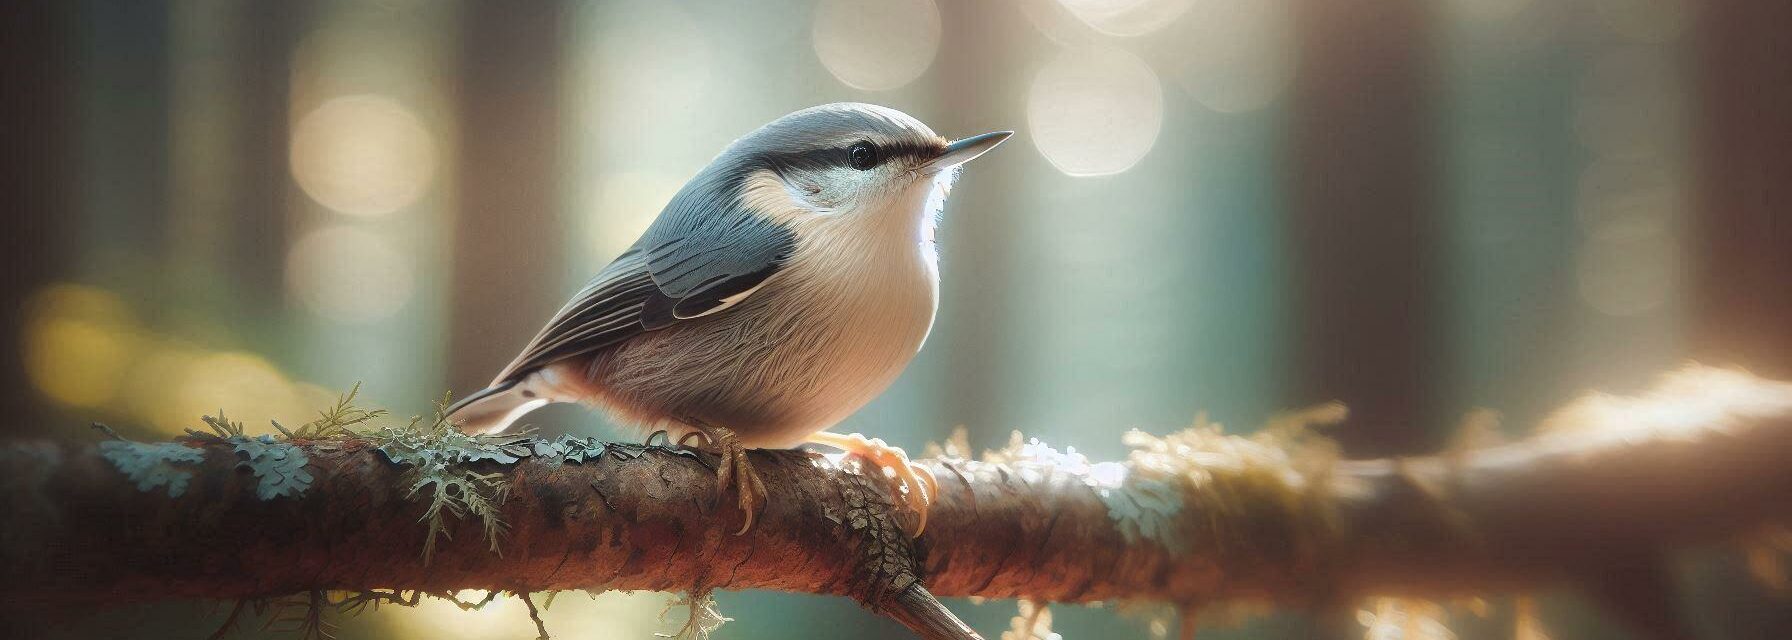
(682, 419, 766, 536)
(806, 431, 939, 537)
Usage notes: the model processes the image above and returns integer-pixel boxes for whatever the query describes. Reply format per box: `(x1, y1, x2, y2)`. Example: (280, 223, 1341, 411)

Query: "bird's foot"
(807, 431, 939, 537)
(681, 420, 767, 536)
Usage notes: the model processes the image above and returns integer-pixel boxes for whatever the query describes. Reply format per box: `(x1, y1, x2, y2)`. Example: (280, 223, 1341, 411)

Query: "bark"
(2, 367, 1789, 640)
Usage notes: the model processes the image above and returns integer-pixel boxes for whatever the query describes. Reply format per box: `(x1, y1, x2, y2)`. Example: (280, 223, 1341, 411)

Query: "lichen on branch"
(4, 365, 1791, 640)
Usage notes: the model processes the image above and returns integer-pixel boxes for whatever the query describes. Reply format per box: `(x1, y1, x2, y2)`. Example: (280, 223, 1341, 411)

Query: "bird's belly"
(583, 255, 937, 447)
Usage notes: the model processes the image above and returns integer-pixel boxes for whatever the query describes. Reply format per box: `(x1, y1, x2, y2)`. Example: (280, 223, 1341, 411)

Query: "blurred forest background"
(3, 0, 1789, 638)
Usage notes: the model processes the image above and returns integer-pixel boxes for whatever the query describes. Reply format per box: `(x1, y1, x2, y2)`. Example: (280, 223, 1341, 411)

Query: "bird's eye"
(847, 141, 879, 171)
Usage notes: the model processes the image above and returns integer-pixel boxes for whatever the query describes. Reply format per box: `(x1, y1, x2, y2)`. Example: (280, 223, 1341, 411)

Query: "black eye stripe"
(756, 140, 941, 176)
(863, 140, 938, 164)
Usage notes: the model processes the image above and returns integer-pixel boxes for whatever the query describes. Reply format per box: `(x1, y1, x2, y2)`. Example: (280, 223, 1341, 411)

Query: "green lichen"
(181, 404, 323, 501)
(530, 435, 610, 463)
(229, 435, 313, 500)
(118, 384, 710, 639)
(98, 440, 206, 497)
(352, 392, 682, 563)
(372, 424, 535, 467)
(368, 398, 537, 564)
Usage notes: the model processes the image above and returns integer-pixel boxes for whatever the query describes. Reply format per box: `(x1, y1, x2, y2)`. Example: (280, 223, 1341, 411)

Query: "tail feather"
(445, 380, 548, 435)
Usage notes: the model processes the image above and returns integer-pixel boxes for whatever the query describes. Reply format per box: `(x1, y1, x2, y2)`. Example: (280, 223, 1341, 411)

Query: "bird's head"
(701, 103, 1010, 241)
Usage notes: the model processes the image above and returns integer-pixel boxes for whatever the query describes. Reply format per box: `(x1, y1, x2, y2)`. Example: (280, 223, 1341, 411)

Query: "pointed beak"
(929, 131, 1013, 171)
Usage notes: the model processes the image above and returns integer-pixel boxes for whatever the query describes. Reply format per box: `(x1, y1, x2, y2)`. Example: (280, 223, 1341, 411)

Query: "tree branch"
(2, 366, 1788, 639)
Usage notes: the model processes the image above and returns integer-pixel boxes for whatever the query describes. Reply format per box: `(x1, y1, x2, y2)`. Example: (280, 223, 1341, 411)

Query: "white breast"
(742, 183, 941, 443)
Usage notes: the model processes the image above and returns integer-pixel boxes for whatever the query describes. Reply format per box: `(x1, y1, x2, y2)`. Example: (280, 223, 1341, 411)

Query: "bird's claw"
(809, 432, 939, 537)
(683, 421, 766, 536)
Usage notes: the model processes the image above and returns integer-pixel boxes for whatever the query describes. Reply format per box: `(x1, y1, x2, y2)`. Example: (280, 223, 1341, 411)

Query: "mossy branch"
(2, 367, 1790, 640)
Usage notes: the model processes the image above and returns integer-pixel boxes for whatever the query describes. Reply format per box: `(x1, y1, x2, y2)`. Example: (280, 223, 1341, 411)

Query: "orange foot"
(807, 431, 940, 537)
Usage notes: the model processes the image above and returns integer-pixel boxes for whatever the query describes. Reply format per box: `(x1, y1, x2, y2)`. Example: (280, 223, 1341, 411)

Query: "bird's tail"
(444, 379, 550, 435)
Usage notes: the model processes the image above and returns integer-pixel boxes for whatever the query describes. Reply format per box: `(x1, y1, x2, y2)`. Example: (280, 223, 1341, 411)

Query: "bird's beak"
(929, 131, 1013, 171)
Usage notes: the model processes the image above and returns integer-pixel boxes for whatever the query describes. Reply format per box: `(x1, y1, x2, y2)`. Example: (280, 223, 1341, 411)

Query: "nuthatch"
(447, 103, 1010, 535)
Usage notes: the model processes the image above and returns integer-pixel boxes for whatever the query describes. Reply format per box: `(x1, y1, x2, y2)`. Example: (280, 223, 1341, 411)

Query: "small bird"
(447, 103, 1009, 536)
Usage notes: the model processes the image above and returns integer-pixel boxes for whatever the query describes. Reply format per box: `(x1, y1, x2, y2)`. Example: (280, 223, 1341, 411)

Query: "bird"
(445, 103, 1010, 536)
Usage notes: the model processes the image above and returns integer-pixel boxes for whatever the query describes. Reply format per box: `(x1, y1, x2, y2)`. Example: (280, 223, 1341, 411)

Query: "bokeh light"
(122, 343, 339, 435)
(1568, 3, 1688, 326)
(1576, 156, 1681, 240)
(24, 283, 340, 435)
(1167, 0, 1293, 113)
(574, 0, 715, 166)
(286, 225, 417, 324)
(1027, 45, 1164, 176)
(24, 284, 140, 409)
(1015, 0, 1104, 46)
(1055, 0, 1194, 37)
(291, 94, 438, 216)
(168, 351, 314, 433)
(120, 345, 205, 433)
(379, 590, 662, 638)
(812, 0, 941, 91)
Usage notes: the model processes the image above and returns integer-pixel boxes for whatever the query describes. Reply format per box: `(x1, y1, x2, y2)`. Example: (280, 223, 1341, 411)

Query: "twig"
(205, 599, 248, 640)
(520, 592, 550, 640)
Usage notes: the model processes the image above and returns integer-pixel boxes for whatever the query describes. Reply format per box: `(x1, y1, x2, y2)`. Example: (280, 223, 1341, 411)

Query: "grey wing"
(489, 249, 659, 383)
(490, 193, 796, 385)
(636, 186, 797, 325)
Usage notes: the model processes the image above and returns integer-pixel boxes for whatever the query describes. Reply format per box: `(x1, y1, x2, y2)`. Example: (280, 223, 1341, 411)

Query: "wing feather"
(489, 185, 797, 385)
(491, 250, 661, 383)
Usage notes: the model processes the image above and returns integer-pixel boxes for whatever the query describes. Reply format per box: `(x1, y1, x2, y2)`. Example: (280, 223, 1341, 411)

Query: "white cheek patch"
(804, 166, 882, 213)
(741, 171, 827, 225)
(742, 163, 921, 232)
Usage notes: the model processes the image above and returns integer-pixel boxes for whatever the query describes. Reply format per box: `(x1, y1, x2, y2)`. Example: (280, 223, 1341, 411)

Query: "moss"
(1106, 407, 1345, 565)
(1098, 475, 1188, 553)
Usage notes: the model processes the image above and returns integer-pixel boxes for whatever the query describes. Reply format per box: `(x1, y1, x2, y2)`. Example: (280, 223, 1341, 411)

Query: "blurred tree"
(448, 0, 569, 399)
(1288, 0, 1442, 456)
(1692, 0, 1792, 379)
(0, 1, 74, 436)
(1688, 2, 1792, 636)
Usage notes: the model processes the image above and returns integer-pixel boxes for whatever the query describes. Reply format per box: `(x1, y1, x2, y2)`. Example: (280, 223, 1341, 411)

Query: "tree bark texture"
(2, 367, 1788, 639)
